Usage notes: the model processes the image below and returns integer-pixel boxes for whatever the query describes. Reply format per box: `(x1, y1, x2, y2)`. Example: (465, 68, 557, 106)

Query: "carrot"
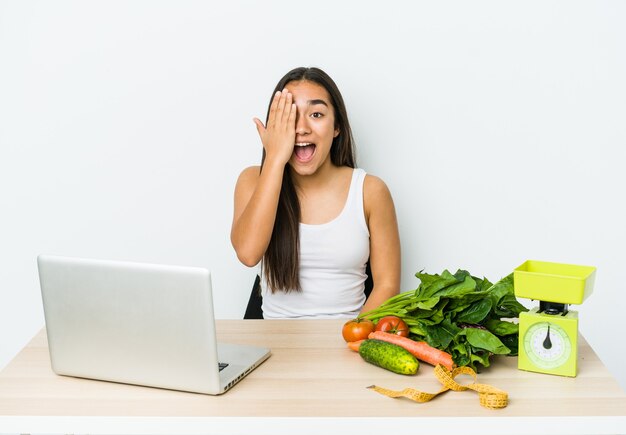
(368, 331, 455, 371)
(347, 339, 365, 352)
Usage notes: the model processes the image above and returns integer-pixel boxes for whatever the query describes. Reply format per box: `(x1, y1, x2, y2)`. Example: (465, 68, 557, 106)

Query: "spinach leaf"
(450, 341, 470, 367)
(474, 276, 494, 293)
(456, 298, 493, 324)
(486, 273, 515, 306)
(415, 297, 441, 310)
(423, 319, 461, 349)
(499, 334, 520, 356)
(453, 269, 472, 281)
(470, 350, 492, 369)
(435, 275, 477, 299)
(462, 328, 511, 355)
(494, 294, 528, 318)
(415, 270, 459, 300)
(445, 292, 489, 316)
(484, 318, 519, 336)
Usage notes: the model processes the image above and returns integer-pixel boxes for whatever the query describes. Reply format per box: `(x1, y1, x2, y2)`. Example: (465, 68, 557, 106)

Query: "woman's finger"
(280, 91, 293, 127)
(253, 117, 266, 138)
(274, 89, 288, 127)
(267, 91, 281, 129)
(287, 102, 296, 131)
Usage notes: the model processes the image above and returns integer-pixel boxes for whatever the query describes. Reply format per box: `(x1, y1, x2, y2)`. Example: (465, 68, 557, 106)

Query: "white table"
(1, 320, 625, 434)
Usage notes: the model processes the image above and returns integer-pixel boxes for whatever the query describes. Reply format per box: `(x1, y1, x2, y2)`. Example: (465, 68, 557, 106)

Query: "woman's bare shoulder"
(233, 166, 262, 200)
(236, 165, 261, 184)
(363, 173, 393, 199)
(363, 172, 396, 218)
(239, 165, 261, 177)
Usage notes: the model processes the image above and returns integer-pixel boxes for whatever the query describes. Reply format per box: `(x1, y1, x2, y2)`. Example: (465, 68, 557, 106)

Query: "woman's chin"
(289, 160, 318, 176)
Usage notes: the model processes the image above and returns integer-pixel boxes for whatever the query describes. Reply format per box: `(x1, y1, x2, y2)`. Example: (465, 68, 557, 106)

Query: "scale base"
(518, 308, 579, 377)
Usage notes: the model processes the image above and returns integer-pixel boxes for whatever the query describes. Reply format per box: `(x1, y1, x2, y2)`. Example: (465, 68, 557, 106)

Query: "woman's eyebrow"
(307, 99, 329, 107)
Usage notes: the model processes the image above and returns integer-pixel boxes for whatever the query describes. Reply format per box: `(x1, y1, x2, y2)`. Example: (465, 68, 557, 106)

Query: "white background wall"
(1, 1, 625, 392)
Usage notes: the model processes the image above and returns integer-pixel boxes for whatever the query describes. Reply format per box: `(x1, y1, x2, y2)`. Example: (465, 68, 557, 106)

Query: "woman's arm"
(230, 90, 296, 266)
(360, 175, 401, 313)
(230, 160, 286, 266)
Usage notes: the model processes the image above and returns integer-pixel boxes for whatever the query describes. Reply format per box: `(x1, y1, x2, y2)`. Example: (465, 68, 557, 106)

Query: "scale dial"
(523, 321, 572, 369)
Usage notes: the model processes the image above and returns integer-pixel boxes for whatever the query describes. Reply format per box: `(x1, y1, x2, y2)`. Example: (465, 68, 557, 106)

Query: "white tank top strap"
(345, 167, 368, 234)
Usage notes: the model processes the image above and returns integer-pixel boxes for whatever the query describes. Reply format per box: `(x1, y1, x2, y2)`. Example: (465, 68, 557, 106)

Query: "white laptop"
(37, 254, 271, 395)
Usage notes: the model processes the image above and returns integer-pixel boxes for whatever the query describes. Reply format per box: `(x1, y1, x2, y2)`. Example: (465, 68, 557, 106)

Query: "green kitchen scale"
(514, 260, 596, 377)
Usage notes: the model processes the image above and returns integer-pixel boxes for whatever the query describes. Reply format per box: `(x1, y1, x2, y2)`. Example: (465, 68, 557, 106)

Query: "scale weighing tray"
(513, 260, 596, 305)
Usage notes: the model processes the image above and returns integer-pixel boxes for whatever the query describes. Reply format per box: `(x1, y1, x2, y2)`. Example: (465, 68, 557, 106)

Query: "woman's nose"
(295, 112, 310, 135)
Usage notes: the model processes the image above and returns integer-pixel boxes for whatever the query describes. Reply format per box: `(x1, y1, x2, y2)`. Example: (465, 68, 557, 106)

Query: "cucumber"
(358, 339, 419, 375)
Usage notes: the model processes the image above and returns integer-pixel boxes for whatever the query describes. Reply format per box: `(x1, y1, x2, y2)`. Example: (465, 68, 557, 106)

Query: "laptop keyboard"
(218, 362, 229, 371)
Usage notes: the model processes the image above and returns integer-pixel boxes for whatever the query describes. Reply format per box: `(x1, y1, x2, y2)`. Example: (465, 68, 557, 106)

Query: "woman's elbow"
(237, 252, 261, 268)
(232, 241, 263, 267)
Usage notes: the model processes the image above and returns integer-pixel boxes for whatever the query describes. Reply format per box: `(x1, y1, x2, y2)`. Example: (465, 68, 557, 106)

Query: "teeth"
(295, 143, 313, 146)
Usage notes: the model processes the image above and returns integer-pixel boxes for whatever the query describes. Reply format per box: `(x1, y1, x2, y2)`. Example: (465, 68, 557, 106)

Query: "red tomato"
(374, 315, 410, 337)
(342, 318, 375, 343)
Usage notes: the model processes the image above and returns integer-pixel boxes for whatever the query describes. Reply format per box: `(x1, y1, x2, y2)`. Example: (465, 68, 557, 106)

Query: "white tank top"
(261, 168, 370, 319)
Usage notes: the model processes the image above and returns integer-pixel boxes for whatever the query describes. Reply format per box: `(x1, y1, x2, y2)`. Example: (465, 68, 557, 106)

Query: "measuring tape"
(367, 364, 509, 409)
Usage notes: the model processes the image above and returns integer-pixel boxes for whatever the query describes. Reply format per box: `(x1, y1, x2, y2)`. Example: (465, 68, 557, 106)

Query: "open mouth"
(294, 142, 316, 162)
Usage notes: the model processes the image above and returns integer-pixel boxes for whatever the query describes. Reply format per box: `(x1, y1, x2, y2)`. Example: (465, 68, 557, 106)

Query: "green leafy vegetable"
(462, 328, 510, 355)
(455, 298, 493, 324)
(360, 270, 528, 371)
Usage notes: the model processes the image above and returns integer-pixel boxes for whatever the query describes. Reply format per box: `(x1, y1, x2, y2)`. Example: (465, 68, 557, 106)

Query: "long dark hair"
(261, 67, 356, 293)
